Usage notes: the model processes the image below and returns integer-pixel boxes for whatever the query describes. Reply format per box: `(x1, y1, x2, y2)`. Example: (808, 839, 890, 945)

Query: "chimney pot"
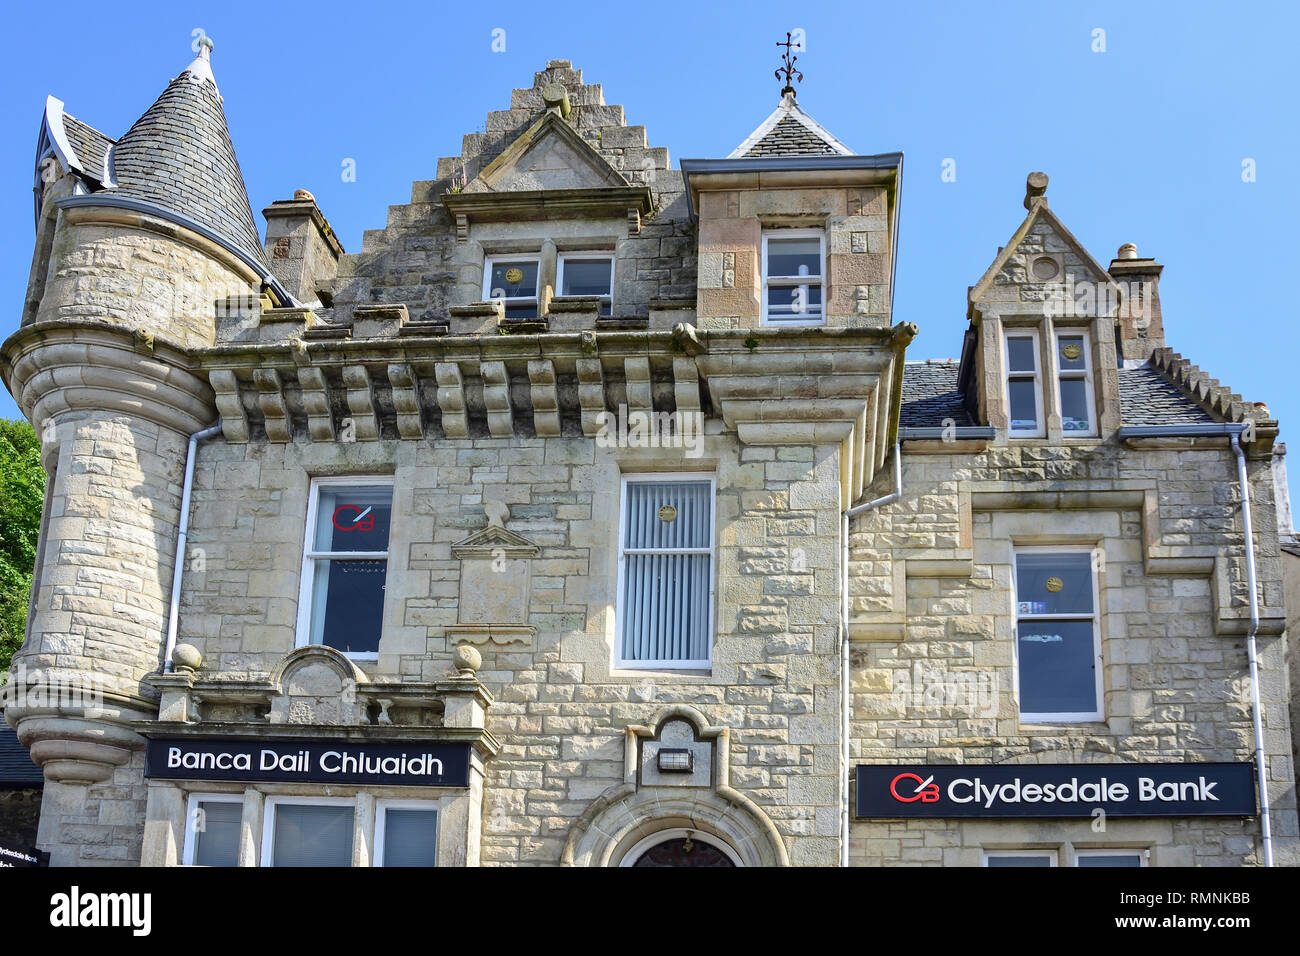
(1118, 243, 1138, 260)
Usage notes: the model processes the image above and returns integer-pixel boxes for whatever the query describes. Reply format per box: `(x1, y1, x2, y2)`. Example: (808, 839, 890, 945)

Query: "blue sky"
(1, 1, 1296, 511)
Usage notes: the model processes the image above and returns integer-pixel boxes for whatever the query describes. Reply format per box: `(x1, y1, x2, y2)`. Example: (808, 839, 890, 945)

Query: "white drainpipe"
(163, 422, 223, 672)
(840, 443, 902, 866)
(1231, 427, 1274, 867)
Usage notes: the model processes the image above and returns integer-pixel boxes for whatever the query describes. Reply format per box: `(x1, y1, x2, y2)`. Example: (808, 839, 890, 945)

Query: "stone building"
(2, 43, 1294, 867)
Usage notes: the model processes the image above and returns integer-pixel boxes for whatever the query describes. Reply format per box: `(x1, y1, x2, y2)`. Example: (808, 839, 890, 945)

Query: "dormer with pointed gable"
(960, 172, 1125, 443)
(329, 60, 693, 336)
(681, 90, 901, 332)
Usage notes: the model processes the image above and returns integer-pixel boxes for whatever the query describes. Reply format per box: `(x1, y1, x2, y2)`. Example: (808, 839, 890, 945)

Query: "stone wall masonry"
(847, 441, 1299, 867)
(179, 431, 849, 865)
(37, 219, 256, 350)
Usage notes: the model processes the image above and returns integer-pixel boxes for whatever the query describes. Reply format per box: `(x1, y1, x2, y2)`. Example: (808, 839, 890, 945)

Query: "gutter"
(839, 442, 903, 866)
(1118, 422, 1272, 866)
(899, 425, 995, 441)
(162, 422, 223, 672)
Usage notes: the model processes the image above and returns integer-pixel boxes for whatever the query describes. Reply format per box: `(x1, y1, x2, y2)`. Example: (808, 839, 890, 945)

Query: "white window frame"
(982, 848, 1058, 867)
(482, 255, 541, 316)
(295, 475, 395, 661)
(1074, 848, 1147, 867)
(1004, 329, 1045, 438)
(614, 472, 716, 671)
(260, 795, 356, 868)
(557, 252, 614, 316)
(1053, 329, 1098, 437)
(373, 799, 440, 868)
(181, 792, 244, 867)
(1012, 545, 1104, 723)
(761, 229, 826, 326)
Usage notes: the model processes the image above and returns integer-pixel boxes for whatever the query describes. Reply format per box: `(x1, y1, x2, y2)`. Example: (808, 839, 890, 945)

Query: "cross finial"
(775, 32, 803, 97)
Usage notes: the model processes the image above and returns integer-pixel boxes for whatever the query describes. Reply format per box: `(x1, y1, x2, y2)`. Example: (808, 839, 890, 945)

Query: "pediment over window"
(451, 524, 541, 558)
(471, 111, 628, 193)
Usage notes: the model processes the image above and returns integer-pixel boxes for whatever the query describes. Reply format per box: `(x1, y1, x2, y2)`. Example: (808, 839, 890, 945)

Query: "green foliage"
(0, 419, 46, 679)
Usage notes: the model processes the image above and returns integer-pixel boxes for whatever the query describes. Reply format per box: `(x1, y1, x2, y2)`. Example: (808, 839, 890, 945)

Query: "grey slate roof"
(1118, 362, 1214, 425)
(62, 113, 114, 184)
(0, 714, 41, 788)
(110, 66, 268, 268)
(901, 361, 974, 427)
(743, 115, 840, 157)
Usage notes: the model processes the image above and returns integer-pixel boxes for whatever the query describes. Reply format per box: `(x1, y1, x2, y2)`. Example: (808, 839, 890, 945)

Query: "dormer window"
(558, 253, 614, 316)
(1055, 331, 1096, 436)
(762, 230, 824, 325)
(484, 257, 540, 318)
(1004, 330, 1044, 437)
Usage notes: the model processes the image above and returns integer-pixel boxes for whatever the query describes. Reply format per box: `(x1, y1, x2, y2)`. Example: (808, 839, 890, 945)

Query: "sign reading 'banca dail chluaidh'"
(856, 763, 1256, 818)
(144, 737, 471, 788)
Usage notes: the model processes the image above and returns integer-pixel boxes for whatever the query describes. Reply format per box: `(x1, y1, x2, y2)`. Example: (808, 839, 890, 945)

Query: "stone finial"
(197, 35, 214, 55)
(1024, 171, 1049, 209)
(294, 188, 316, 203)
(452, 644, 482, 677)
(1118, 242, 1138, 260)
(484, 500, 509, 529)
(172, 643, 203, 673)
(542, 83, 572, 119)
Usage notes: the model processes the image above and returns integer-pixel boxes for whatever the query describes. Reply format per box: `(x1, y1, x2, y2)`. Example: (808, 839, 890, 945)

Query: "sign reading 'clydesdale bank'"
(856, 763, 1256, 819)
(145, 737, 471, 788)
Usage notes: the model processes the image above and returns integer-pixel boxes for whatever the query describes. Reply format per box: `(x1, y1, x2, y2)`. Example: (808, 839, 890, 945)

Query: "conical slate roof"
(110, 40, 267, 267)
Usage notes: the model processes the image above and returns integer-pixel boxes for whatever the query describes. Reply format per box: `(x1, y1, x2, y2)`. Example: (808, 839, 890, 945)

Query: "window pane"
(487, 260, 538, 299)
(1006, 337, 1037, 372)
(766, 238, 821, 278)
(1016, 553, 1093, 614)
(314, 485, 392, 552)
(1077, 853, 1142, 867)
(272, 804, 354, 866)
(382, 809, 438, 867)
(766, 284, 823, 317)
(193, 801, 241, 867)
(1060, 378, 1091, 432)
(621, 553, 711, 662)
(1008, 379, 1039, 430)
(1057, 335, 1087, 371)
(624, 481, 712, 550)
(561, 258, 612, 297)
(310, 559, 386, 654)
(986, 854, 1053, 867)
(1017, 619, 1098, 715)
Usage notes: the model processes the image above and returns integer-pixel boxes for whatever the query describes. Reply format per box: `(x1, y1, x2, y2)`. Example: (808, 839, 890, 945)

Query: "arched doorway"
(620, 828, 742, 867)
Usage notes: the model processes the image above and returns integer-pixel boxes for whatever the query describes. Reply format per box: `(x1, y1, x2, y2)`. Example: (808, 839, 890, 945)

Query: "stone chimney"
(262, 189, 344, 305)
(1107, 242, 1165, 362)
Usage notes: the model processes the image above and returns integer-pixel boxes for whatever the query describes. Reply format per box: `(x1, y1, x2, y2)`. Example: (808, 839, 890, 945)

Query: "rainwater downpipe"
(1119, 422, 1272, 867)
(840, 442, 902, 866)
(1230, 426, 1274, 867)
(163, 421, 223, 672)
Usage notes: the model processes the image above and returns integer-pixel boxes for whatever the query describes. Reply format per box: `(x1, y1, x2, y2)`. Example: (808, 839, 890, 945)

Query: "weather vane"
(775, 32, 803, 96)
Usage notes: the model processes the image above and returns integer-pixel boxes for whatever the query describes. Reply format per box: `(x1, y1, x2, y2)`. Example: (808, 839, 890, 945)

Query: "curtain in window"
(621, 480, 712, 664)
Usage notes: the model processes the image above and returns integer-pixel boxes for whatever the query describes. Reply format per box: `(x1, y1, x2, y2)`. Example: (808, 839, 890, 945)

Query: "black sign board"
(856, 763, 1256, 819)
(0, 844, 49, 867)
(145, 737, 471, 788)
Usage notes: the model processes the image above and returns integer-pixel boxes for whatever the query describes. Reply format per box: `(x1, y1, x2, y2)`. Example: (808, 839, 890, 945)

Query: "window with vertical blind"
(616, 475, 715, 669)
